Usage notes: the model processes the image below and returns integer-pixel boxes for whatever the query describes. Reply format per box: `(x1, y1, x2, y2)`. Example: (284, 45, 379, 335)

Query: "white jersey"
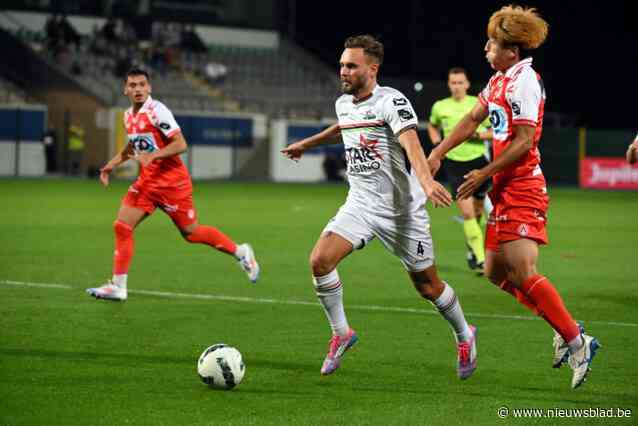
(336, 85, 425, 216)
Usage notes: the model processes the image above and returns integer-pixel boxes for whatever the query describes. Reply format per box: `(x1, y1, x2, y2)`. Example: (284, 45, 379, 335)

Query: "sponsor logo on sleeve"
(511, 101, 521, 116)
(397, 108, 414, 122)
(159, 122, 171, 130)
(392, 97, 407, 106)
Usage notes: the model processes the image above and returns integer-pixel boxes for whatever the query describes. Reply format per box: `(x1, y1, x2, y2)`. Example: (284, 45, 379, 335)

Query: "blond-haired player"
(428, 6, 599, 389)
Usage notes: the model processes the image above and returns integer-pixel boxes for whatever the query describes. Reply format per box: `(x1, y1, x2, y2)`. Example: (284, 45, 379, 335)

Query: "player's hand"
(427, 152, 442, 177)
(626, 141, 638, 164)
(136, 152, 156, 168)
(458, 169, 488, 200)
(424, 180, 453, 208)
(99, 164, 113, 187)
(281, 141, 306, 161)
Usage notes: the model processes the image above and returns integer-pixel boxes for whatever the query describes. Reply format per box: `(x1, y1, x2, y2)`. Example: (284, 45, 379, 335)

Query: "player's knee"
(182, 224, 199, 242)
(309, 250, 336, 277)
(113, 220, 133, 238)
(509, 264, 537, 286)
(410, 270, 442, 300)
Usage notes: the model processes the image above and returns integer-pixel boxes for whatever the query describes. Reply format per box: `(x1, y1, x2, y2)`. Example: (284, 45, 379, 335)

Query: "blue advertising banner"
(175, 115, 253, 147)
(0, 108, 46, 142)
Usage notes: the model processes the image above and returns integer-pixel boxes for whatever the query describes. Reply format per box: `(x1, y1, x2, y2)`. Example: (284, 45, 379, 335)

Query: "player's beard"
(341, 75, 365, 95)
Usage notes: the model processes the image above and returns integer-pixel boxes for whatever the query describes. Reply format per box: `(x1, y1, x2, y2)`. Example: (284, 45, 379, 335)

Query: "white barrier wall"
(270, 119, 337, 182)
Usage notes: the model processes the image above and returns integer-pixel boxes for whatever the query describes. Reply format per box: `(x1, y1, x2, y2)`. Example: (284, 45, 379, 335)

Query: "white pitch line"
(0, 280, 72, 290)
(2, 279, 637, 328)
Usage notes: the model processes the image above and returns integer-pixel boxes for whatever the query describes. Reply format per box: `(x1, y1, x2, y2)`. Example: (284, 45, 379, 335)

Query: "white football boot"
(86, 280, 127, 301)
(552, 322, 585, 368)
(568, 334, 601, 389)
(237, 243, 260, 284)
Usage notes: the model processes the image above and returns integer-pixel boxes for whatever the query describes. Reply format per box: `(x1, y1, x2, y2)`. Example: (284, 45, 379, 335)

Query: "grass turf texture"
(0, 179, 636, 425)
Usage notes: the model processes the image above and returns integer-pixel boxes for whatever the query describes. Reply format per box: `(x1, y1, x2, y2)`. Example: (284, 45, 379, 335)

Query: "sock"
(432, 282, 472, 343)
(113, 220, 134, 276)
(234, 244, 248, 260)
(112, 274, 127, 287)
(567, 335, 584, 353)
(185, 225, 237, 256)
(498, 280, 541, 315)
(520, 274, 580, 344)
(463, 218, 485, 264)
(313, 269, 349, 337)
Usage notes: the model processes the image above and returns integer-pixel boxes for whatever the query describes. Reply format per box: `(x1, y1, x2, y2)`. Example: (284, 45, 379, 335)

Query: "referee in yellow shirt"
(427, 67, 492, 273)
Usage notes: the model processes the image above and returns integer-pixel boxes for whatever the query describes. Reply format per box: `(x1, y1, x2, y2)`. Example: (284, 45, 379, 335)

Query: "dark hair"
(344, 34, 384, 65)
(448, 67, 469, 79)
(124, 67, 150, 82)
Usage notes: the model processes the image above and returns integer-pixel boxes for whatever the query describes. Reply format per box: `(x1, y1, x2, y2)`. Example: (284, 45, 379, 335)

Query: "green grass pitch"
(0, 179, 636, 425)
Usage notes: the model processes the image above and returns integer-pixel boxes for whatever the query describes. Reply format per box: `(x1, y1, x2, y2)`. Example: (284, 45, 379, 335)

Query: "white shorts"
(322, 202, 434, 272)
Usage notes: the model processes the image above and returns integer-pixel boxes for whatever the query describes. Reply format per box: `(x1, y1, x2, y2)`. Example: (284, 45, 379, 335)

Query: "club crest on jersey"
(362, 110, 376, 120)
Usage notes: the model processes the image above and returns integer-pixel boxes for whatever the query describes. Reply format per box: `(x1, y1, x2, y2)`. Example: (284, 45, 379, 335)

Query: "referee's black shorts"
(443, 155, 491, 200)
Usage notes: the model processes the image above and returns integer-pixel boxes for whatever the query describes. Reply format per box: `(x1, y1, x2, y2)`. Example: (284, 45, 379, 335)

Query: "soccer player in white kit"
(282, 35, 478, 379)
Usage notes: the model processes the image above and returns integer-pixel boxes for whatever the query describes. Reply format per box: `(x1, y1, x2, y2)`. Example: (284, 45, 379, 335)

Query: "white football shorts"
(322, 202, 434, 272)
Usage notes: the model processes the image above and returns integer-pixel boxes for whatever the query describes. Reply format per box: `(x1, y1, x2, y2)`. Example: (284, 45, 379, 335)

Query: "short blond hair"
(487, 5, 548, 51)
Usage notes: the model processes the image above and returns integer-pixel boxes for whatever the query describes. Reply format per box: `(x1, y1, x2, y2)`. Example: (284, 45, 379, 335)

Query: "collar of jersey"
(352, 84, 378, 104)
(130, 96, 154, 116)
(500, 57, 533, 78)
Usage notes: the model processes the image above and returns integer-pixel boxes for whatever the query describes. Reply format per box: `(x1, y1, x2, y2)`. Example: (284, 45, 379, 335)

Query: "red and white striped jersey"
(124, 96, 190, 189)
(479, 57, 548, 208)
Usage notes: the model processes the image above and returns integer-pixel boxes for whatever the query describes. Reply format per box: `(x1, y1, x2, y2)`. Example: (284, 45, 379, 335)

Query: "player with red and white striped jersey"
(428, 5, 599, 389)
(87, 68, 259, 301)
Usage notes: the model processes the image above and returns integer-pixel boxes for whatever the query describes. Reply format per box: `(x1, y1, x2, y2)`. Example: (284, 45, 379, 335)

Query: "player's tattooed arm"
(457, 124, 535, 200)
(137, 131, 188, 167)
(428, 102, 489, 176)
(281, 123, 342, 161)
(398, 128, 452, 208)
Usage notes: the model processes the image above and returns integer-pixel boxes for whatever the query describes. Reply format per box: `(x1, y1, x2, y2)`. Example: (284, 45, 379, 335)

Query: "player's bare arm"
(426, 122, 442, 145)
(281, 123, 342, 161)
(626, 136, 638, 164)
(428, 101, 489, 176)
(457, 124, 535, 199)
(398, 128, 453, 208)
(136, 131, 188, 167)
(100, 143, 135, 187)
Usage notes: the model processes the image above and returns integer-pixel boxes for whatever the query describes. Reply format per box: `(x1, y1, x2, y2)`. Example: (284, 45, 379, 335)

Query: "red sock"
(113, 220, 134, 275)
(520, 274, 580, 342)
(498, 280, 541, 315)
(186, 225, 237, 255)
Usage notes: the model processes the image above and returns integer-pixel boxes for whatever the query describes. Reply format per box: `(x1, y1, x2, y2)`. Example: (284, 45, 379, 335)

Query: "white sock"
(112, 274, 127, 287)
(234, 244, 247, 260)
(568, 335, 584, 353)
(313, 269, 349, 337)
(432, 282, 472, 343)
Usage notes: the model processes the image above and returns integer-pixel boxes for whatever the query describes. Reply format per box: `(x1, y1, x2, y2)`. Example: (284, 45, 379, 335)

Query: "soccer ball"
(197, 344, 245, 390)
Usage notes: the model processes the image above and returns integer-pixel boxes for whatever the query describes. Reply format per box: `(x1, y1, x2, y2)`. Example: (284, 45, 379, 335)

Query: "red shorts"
(485, 205, 548, 252)
(122, 182, 197, 229)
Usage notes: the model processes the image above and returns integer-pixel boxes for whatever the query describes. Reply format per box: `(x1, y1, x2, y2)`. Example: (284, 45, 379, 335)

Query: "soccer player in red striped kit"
(87, 68, 259, 301)
(428, 5, 600, 389)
